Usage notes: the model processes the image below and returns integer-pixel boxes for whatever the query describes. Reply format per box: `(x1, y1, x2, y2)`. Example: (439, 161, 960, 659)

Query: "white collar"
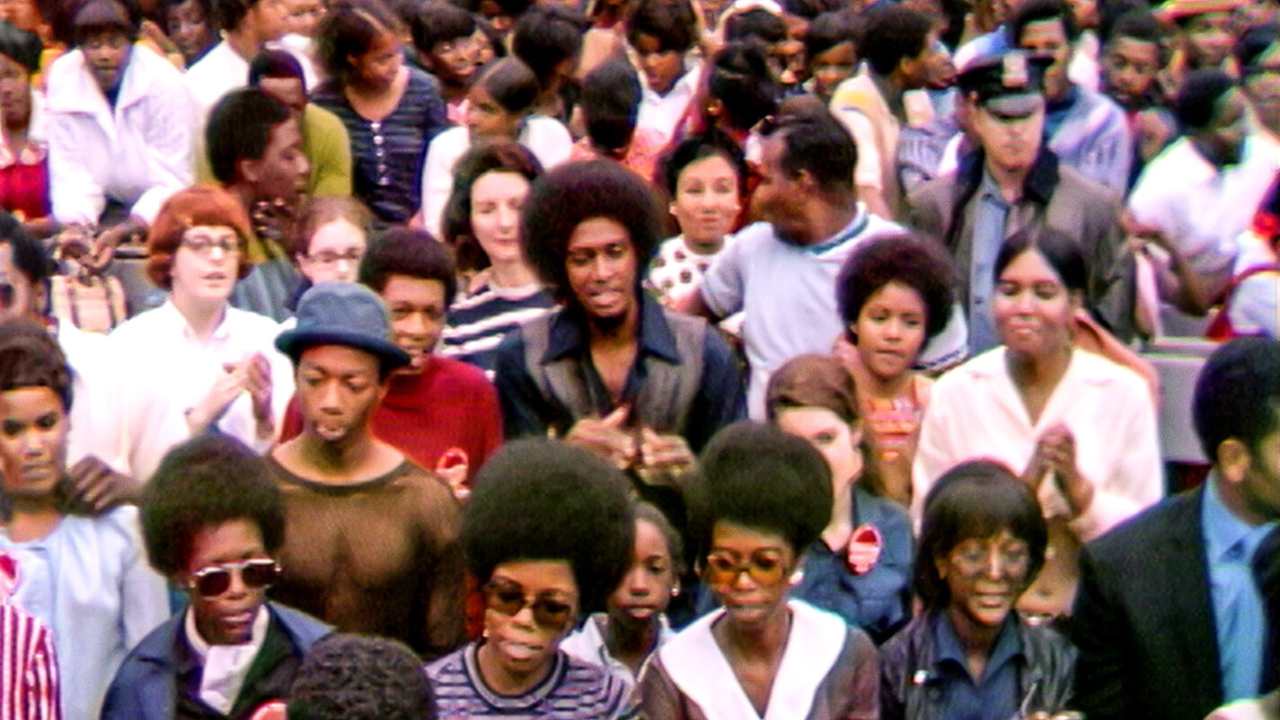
(184, 605, 270, 714)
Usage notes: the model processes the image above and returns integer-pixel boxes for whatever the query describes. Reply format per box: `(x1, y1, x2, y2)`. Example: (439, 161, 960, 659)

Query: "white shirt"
(101, 300, 294, 483)
(45, 44, 194, 226)
(184, 605, 271, 714)
(636, 64, 700, 144)
(56, 320, 124, 471)
(1128, 136, 1275, 277)
(912, 347, 1163, 542)
(186, 39, 317, 124)
(420, 117, 573, 240)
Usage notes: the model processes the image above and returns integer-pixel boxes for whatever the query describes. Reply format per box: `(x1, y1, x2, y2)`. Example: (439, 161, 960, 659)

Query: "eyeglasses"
(704, 550, 789, 588)
(482, 578, 576, 630)
(305, 248, 364, 266)
(180, 235, 241, 257)
(948, 541, 1031, 578)
(188, 558, 281, 598)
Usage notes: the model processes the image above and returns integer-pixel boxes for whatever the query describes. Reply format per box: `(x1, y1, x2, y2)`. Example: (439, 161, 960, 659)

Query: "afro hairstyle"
(689, 421, 832, 561)
(836, 232, 956, 343)
(140, 433, 286, 577)
(288, 634, 436, 720)
(463, 438, 635, 615)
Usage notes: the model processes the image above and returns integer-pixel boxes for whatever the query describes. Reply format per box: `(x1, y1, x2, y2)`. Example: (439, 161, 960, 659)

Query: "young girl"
(834, 232, 959, 506)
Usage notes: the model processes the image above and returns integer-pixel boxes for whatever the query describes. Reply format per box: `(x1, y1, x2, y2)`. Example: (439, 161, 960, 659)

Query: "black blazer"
(1069, 487, 1223, 720)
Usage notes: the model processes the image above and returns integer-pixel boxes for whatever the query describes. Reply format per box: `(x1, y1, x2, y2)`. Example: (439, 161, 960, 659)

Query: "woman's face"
(482, 559, 579, 681)
(298, 218, 366, 284)
(0, 52, 31, 130)
(774, 406, 863, 497)
(170, 225, 242, 306)
(180, 519, 276, 645)
(166, 0, 216, 64)
(854, 280, 928, 384)
(607, 518, 677, 631)
(350, 29, 403, 90)
(993, 248, 1077, 360)
(469, 170, 529, 266)
(705, 521, 795, 630)
(81, 28, 133, 95)
(283, 0, 324, 37)
(470, 27, 495, 66)
(936, 528, 1032, 630)
(0, 386, 68, 502)
(465, 83, 521, 139)
(671, 153, 741, 249)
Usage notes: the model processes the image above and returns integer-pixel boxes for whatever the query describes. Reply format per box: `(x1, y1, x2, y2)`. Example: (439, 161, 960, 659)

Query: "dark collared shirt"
(493, 292, 745, 452)
(929, 612, 1024, 720)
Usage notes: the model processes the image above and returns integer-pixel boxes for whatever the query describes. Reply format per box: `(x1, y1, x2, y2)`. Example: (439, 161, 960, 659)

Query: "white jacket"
(45, 44, 194, 226)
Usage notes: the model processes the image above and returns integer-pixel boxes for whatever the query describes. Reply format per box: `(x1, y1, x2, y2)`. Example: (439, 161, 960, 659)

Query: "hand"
(63, 456, 140, 513)
(565, 405, 636, 470)
(187, 357, 257, 434)
(435, 448, 470, 502)
(251, 198, 299, 249)
(139, 19, 180, 57)
(243, 353, 273, 421)
(1033, 425, 1094, 517)
(637, 428, 694, 472)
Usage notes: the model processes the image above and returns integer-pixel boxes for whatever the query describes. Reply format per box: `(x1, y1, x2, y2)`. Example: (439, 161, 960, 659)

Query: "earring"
(670, 584, 681, 598)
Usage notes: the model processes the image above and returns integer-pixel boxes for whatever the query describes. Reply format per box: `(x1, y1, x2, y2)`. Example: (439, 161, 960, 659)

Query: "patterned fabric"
(0, 603, 59, 720)
(439, 281, 556, 373)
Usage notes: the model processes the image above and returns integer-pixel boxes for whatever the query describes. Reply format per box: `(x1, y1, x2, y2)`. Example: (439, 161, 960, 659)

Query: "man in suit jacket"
(1071, 337, 1280, 720)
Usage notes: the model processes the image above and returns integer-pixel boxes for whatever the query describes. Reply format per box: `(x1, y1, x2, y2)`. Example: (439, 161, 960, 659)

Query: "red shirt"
(280, 355, 503, 483)
(0, 160, 49, 222)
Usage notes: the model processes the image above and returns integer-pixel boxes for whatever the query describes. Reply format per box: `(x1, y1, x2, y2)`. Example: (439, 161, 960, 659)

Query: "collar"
(1045, 85, 1080, 115)
(958, 147, 1060, 206)
(464, 641, 568, 709)
(160, 298, 234, 343)
(183, 604, 270, 663)
(644, 63, 701, 101)
(931, 610, 1024, 679)
(541, 292, 680, 365)
(1202, 474, 1279, 565)
(802, 208, 869, 255)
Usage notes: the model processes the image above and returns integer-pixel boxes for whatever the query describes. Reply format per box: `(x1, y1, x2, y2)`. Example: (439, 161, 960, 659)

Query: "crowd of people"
(0, 0, 1277, 715)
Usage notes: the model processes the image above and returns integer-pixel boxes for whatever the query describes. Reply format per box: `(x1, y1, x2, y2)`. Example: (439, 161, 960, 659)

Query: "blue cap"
(275, 282, 411, 370)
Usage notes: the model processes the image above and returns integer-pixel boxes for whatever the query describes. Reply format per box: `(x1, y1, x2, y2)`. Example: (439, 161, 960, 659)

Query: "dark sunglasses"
(482, 578, 575, 630)
(704, 550, 789, 588)
(189, 558, 281, 598)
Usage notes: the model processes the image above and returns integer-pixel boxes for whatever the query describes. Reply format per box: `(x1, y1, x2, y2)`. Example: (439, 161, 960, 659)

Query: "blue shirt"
(931, 612, 1024, 720)
(1201, 475, 1278, 700)
(969, 171, 1008, 355)
(792, 488, 913, 643)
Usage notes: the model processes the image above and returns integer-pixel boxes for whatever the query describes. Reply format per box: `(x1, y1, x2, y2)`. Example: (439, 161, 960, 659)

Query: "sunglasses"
(482, 578, 576, 630)
(189, 559, 281, 598)
(704, 550, 789, 588)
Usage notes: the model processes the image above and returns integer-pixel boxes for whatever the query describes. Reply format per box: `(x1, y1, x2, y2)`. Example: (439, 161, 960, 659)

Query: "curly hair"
(658, 129, 748, 199)
(140, 433, 286, 577)
(288, 634, 436, 720)
(441, 140, 543, 274)
(0, 320, 73, 411)
(913, 460, 1048, 610)
(464, 438, 635, 614)
(689, 421, 832, 561)
(520, 160, 664, 304)
(836, 232, 956, 343)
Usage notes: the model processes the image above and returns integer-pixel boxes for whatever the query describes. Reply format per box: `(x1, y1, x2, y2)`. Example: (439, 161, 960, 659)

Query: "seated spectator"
(102, 433, 331, 719)
(0, 22, 50, 233)
(288, 634, 437, 719)
(570, 59, 666, 182)
(880, 460, 1076, 720)
(270, 282, 466, 656)
(106, 186, 294, 483)
(311, 0, 446, 224)
(409, 1, 475, 123)
(1210, 177, 1280, 340)
(646, 132, 747, 317)
(829, 4, 941, 218)
(279, 229, 502, 490)
(908, 48, 1132, 353)
(421, 57, 572, 239)
(833, 233, 958, 506)
(767, 355, 914, 644)
(561, 501, 681, 685)
(1011, 0, 1133, 193)
(494, 160, 744, 464)
(913, 229, 1161, 617)
(1127, 69, 1274, 314)
(1072, 337, 1280, 720)
(626, 0, 700, 143)
(286, 195, 371, 315)
(160, 0, 215, 65)
(206, 87, 309, 321)
(510, 5, 586, 118)
(0, 320, 168, 718)
(438, 141, 556, 372)
(637, 421, 879, 718)
(45, 0, 194, 253)
(425, 438, 639, 718)
(184, 0, 290, 119)
(804, 10, 858, 104)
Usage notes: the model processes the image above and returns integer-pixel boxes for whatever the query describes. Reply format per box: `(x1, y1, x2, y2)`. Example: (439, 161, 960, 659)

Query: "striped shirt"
(0, 604, 59, 720)
(439, 282, 555, 374)
(426, 642, 639, 719)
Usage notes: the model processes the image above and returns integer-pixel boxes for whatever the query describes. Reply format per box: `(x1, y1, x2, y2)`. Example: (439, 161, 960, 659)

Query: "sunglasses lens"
(241, 560, 280, 588)
(749, 559, 785, 586)
(484, 584, 527, 617)
(195, 569, 232, 597)
(533, 599, 573, 629)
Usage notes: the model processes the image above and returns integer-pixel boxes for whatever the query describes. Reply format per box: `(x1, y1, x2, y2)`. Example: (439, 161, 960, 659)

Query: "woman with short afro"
(425, 438, 641, 718)
(637, 421, 880, 719)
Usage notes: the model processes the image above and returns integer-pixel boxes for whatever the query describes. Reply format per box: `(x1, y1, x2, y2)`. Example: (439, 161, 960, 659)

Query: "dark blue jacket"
(100, 602, 331, 720)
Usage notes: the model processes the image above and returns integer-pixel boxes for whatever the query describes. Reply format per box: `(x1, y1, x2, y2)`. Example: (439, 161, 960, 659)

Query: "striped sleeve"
(0, 605, 60, 720)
